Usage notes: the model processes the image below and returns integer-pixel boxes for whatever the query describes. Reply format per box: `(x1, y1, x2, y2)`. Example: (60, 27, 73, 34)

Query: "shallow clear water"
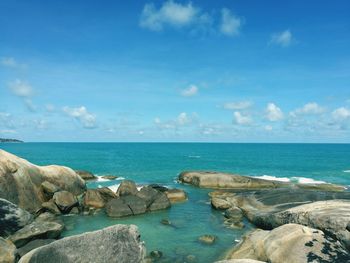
(1, 143, 350, 262)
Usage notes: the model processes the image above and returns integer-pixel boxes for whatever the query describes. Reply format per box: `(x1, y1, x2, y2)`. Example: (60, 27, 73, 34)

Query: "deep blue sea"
(1, 143, 350, 262)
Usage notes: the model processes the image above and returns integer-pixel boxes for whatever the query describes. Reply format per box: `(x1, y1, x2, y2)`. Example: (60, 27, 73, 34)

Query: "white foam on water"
(291, 177, 326, 184)
(343, 170, 350, 173)
(116, 177, 125, 180)
(96, 177, 109, 182)
(254, 175, 291, 182)
(188, 155, 201, 158)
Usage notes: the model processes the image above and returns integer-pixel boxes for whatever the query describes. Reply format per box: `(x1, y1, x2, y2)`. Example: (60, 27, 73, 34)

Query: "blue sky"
(0, 0, 350, 142)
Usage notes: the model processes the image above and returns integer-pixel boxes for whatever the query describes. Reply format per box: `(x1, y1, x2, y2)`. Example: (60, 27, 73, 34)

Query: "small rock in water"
(101, 175, 119, 180)
(185, 254, 196, 262)
(160, 218, 172, 225)
(150, 250, 163, 259)
(198, 235, 217, 245)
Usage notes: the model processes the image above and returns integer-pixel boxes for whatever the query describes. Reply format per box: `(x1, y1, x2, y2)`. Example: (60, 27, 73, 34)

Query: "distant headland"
(0, 138, 24, 143)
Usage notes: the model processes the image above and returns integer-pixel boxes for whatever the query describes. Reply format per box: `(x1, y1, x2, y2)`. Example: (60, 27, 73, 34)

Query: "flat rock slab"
(225, 223, 350, 263)
(18, 225, 146, 263)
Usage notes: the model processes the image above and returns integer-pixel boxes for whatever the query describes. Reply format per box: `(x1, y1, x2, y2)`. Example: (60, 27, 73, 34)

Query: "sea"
(1, 143, 350, 262)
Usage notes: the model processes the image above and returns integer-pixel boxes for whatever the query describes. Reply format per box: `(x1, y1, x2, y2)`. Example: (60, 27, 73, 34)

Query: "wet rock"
(149, 192, 171, 211)
(75, 170, 96, 181)
(9, 221, 63, 248)
(53, 191, 78, 214)
(150, 250, 163, 259)
(101, 175, 119, 180)
(41, 199, 61, 215)
(179, 171, 345, 191)
(224, 207, 243, 220)
(106, 199, 133, 218)
(0, 198, 33, 236)
(0, 237, 17, 263)
(160, 218, 172, 226)
(0, 150, 86, 213)
(165, 189, 187, 203)
(224, 224, 350, 263)
(18, 224, 146, 263)
(16, 239, 55, 257)
(117, 180, 138, 196)
(137, 186, 160, 207)
(198, 235, 217, 245)
(211, 197, 232, 210)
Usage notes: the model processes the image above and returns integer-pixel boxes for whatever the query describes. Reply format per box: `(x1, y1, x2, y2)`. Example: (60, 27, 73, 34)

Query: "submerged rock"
(150, 250, 163, 259)
(18, 224, 146, 263)
(165, 189, 187, 203)
(75, 170, 96, 181)
(225, 224, 350, 263)
(0, 198, 33, 236)
(198, 235, 217, 245)
(0, 150, 86, 212)
(9, 220, 63, 248)
(0, 237, 17, 263)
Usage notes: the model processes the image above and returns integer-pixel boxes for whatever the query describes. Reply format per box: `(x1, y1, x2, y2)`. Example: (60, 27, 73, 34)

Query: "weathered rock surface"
(165, 189, 187, 203)
(0, 150, 86, 212)
(0, 237, 17, 263)
(41, 200, 61, 215)
(52, 191, 78, 214)
(137, 186, 159, 207)
(75, 170, 96, 181)
(117, 180, 138, 196)
(0, 199, 33, 237)
(9, 220, 63, 248)
(101, 175, 118, 180)
(41, 181, 60, 197)
(198, 235, 217, 245)
(106, 198, 133, 218)
(18, 224, 146, 263)
(16, 239, 55, 257)
(211, 189, 350, 249)
(83, 189, 105, 208)
(122, 195, 147, 215)
(225, 224, 350, 263)
(179, 171, 345, 191)
(216, 260, 266, 263)
(148, 192, 171, 211)
(97, 187, 117, 200)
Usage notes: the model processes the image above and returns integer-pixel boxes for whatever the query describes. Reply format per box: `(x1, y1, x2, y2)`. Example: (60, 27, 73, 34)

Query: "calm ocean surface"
(1, 143, 350, 262)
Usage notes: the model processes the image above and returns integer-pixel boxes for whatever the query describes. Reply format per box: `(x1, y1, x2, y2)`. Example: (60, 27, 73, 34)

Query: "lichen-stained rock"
(18, 225, 146, 263)
(225, 224, 350, 263)
(52, 191, 78, 214)
(0, 237, 17, 263)
(0, 150, 86, 212)
(0, 198, 33, 237)
(9, 220, 63, 248)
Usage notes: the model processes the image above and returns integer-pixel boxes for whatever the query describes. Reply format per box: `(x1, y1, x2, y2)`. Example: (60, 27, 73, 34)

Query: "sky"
(0, 0, 350, 142)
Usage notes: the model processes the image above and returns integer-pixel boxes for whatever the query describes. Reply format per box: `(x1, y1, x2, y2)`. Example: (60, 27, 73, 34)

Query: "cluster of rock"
(0, 150, 186, 262)
(179, 171, 350, 263)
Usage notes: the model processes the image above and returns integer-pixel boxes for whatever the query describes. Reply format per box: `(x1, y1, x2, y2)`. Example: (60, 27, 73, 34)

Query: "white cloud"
(8, 79, 33, 97)
(1, 57, 26, 69)
(224, 101, 252, 110)
(292, 102, 325, 116)
(332, 107, 350, 121)
(233, 111, 252, 125)
(181, 85, 198, 97)
(140, 0, 200, 31)
(220, 8, 241, 36)
(176, 112, 191, 125)
(271, 30, 292, 47)
(264, 125, 273, 131)
(266, 103, 283, 121)
(45, 104, 55, 112)
(0, 112, 15, 129)
(154, 112, 197, 130)
(24, 99, 37, 112)
(63, 106, 97, 129)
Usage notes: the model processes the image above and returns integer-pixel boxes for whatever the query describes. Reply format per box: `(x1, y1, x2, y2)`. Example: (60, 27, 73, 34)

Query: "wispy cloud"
(0, 57, 26, 69)
(233, 111, 252, 125)
(7, 79, 37, 112)
(265, 103, 284, 121)
(63, 106, 97, 129)
(224, 101, 252, 110)
(270, 30, 293, 47)
(219, 8, 241, 36)
(181, 84, 198, 97)
(291, 102, 325, 116)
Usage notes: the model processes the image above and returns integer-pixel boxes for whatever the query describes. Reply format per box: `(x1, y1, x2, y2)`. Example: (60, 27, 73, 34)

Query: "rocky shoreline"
(1, 150, 349, 263)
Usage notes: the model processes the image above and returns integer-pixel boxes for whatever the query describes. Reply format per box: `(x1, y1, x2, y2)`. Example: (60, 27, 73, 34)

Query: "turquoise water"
(1, 143, 350, 262)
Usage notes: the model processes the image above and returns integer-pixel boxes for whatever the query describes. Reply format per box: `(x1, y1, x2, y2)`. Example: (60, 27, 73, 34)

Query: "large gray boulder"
(137, 186, 159, 207)
(9, 221, 63, 248)
(225, 224, 350, 263)
(18, 225, 146, 263)
(0, 150, 86, 212)
(117, 180, 138, 196)
(0, 237, 17, 263)
(0, 199, 33, 236)
(148, 192, 171, 211)
(179, 171, 345, 191)
(105, 196, 147, 218)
